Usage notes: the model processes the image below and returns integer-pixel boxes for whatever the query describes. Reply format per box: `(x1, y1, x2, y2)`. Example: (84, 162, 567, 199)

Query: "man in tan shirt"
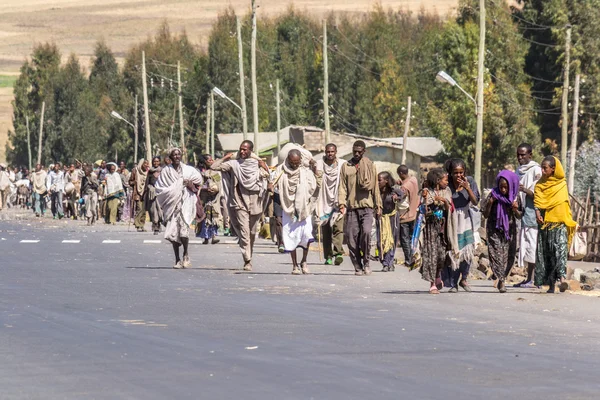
(338, 140, 382, 276)
(211, 140, 270, 271)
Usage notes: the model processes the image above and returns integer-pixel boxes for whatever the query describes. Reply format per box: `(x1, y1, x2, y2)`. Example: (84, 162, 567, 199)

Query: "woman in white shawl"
(274, 149, 320, 275)
(104, 163, 124, 225)
(155, 148, 203, 269)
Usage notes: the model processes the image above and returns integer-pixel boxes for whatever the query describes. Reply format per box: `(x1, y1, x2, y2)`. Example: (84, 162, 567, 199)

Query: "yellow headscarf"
(534, 156, 577, 246)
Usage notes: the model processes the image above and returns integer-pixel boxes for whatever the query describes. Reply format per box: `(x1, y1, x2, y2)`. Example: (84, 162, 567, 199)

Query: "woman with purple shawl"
(483, 170, 522, 293)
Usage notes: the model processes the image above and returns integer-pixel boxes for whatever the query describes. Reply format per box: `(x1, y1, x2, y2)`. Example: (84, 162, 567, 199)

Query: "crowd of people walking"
(0, 140, 577, 294)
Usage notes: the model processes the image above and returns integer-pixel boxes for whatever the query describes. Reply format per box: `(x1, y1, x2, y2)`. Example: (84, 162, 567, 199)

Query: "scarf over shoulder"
(357, 157, 376, 191)
(534, 156, 577, 246)
(155, 164, 203, 227)
(315, 157, 345, 218)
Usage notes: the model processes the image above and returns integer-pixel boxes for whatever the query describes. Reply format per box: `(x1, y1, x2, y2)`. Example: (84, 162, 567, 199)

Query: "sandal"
(429, 287, 440, 294)
(435, 277, 444, 291)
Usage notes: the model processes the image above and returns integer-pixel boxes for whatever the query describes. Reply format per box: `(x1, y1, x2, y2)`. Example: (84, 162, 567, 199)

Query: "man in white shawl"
(273, 149, 321, 275)
(515, 143, 542, 288)
(315, 143, 346, 266)
(0, 163, 12, 211)
(211, 140, 269, 271)
(156, 148, 203, 269)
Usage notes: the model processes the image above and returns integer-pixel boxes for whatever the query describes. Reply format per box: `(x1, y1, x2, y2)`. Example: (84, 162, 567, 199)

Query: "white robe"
(155, 164, 203, 242)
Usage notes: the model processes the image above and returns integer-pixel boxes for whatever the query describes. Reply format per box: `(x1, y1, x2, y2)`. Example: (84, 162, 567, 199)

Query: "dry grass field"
(0, 0, 458, 162)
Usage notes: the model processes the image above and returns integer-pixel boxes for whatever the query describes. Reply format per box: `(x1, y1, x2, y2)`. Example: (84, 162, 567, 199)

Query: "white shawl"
(105, 171, 124, 197)
(229, 157, 265, 193)
(315, 157, 346, 218)
(276, 162, 317, 222)
(517, 160, 542, 204)
(155, 164, 203, 227)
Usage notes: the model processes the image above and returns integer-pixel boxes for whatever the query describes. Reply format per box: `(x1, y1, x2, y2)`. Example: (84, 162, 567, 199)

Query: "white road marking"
(143, 240, 161, 244)
(62, 240, 81, 243)
(102, 240, 121, 244)
(189, 240, 204, 244)
(20, 240, 39, 243)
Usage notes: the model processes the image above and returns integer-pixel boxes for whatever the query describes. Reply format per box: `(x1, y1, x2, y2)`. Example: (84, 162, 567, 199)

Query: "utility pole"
(26, 115, 32, 171)
(251, 0, 259, 153)
(211, 90, 215, 156)
(37, 101, 45, 165)
(474, 0, 486, 189)
(141, 51, 152, 162)
(237, 16, 248, 138)
(276, 79, 281, 155)
(323, 19, 331, 147)
(568, 73, 580, 193)
(401, 96, 412, 165)
(177, 60, 186, 162)
(205, 97, 211, 154)
(560, 25, 572, 166)
(133, 95, 138, 163)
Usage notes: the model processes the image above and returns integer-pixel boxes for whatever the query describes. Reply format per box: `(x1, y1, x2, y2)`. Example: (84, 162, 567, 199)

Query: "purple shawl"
(491, 170, 520, 240)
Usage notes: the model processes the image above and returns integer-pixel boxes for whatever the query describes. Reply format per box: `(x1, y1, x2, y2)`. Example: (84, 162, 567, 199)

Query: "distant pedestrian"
(338, 140, 382, 276)
(534, 156, 577, 293)
(0, 163, 11, 211)
(483, 170, 522, 293)
(130, 159, 149, 232)
(396, 165, 419, 266)
(104, 163, 124, 225)
(156, 148, 203, 269)
(145, 156, 163, 235)
(46, 162, 65, 219)
(30, 164, 47, 217)
(197, 154, 221, 245)
(377, 171, 402, 272)
(81, 165, 99, 225)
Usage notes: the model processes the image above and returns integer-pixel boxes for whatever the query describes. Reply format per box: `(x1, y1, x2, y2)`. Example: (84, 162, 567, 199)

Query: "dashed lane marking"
(102, 240, 121, 244)
(143, 240, 162, 244)
(62, 240, 81, 243)
(19, 240, 39, 243)
(189, 240, 204, 244)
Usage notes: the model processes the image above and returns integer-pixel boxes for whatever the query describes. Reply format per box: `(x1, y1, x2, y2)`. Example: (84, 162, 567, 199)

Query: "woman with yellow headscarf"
(534, 156, 577, 293)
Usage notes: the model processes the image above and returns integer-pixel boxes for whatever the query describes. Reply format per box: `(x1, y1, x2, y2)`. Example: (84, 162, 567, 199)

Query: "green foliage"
(9, 2, 598, 176)
(573, 140, 600, 200)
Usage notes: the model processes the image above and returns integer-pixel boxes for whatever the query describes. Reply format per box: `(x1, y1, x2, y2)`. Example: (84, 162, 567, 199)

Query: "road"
(1, 215, 599, 399)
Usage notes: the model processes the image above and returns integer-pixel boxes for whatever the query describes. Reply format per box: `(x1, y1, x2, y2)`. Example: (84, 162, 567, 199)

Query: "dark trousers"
(345, 208, 374, 271)
(322, 215, 344, 259)
(442, 260, 471, 289)
(399, 220, 415, 264)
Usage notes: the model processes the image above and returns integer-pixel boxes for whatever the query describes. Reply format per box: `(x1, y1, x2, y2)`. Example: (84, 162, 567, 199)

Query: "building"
(216, 125, 445, 180)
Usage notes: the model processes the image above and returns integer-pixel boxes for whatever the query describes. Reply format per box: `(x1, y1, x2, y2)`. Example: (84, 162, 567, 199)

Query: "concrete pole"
(237, 16, 248, 139)
(568, 73, 580, 194)
(37, 101, 45, 165)
(276, 79, 281, 155)
(401, 96, 412, 165)
(211, 91, 215, 156)
(26, 115, 32, 171)
(141, 51, 152, 161)
(251, 0, 259, 153)
(474, 0, 486, 189)
(205, 97, 210, 154)
(133, 95, 138, 163)
(178, 60, 186, 162)
(560, 25, 572, 166)
(323, 19, 330, 147)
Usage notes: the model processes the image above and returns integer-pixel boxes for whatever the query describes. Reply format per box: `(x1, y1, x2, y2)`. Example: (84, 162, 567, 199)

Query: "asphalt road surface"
(1, 216, 599, 399)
